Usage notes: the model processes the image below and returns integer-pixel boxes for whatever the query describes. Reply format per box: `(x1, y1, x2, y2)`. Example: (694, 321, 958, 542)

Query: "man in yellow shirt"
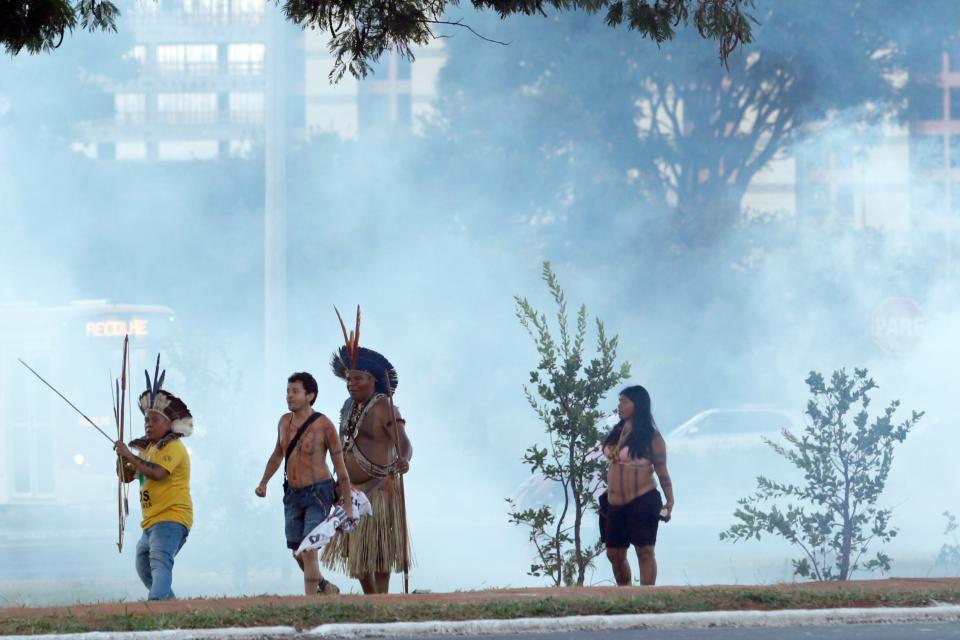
(115, 357, 193, 601)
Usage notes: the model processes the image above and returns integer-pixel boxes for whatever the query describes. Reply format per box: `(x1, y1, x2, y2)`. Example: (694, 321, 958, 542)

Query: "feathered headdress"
(137, 354, 193, 437)
(331, 306, 399, 395)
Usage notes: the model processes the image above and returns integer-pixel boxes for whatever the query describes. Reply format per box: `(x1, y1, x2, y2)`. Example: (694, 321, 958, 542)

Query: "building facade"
(82, 0, 443, 161)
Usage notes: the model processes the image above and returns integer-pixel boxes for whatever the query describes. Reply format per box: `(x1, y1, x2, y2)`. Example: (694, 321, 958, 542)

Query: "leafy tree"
(1, 0, 119, 54)
(719, 368, 923, 581)
(3, 0, 754, 78)
(507, 261, 630, 586)
(429, 1, 960, 248)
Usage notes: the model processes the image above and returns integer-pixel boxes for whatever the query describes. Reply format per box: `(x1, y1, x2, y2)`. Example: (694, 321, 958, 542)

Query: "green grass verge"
(4, 588, 960, 635)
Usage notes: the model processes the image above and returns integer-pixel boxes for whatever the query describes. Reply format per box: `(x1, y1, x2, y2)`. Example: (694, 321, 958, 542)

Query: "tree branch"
(422, 19, 510, 46)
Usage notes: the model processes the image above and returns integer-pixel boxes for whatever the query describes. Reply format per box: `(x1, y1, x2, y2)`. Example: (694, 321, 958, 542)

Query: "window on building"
(183, 0, 228, 21)
(228, 92, 265, 123)
(156, 45, 186, 74)
(156, 44, 217, 75)
(136, 0, 160, 16)
(123, 45, 147, 66)
(115, 93, 146, 124)
(231, 0, 264, 23)
(412, 56, 443, 98)
(185, 44, 217, 75)
(157, 92, 218, 124)
(227, 43, 266, 75)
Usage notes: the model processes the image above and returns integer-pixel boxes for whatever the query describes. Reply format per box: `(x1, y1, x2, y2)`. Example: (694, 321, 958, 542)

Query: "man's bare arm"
(128, 456, 170, 481)
(115, 442, 170, 481)
(395, 407, 412, 462)
(323, 420, 353, 518)
(395, 421, 412, 463)
(255, 417, 286, 497)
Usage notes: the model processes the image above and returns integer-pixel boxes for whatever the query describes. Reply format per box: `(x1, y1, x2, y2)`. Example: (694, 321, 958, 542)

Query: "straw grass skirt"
(321, 488, 413, 577)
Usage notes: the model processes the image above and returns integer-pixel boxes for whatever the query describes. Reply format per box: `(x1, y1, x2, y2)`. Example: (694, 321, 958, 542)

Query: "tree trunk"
(840, 466, 852, 580)
(554, 479, 570, 587)
(573, 489, 585, 586)
(673, 181, 747, 248)
(570, 434, 586, 587)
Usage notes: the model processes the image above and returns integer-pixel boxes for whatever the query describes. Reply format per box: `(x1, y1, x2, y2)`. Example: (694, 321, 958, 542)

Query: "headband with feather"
(335, 305, 361, 370)
(138, 354, 193, 437)
(331, 306, 398, 395)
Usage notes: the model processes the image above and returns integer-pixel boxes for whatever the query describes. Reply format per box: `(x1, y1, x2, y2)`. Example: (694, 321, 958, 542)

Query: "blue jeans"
(283, 479, 335, 550)
(135, 522, 189, 600)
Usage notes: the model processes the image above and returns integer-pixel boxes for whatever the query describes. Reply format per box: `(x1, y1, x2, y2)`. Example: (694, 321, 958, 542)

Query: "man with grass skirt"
(321, 328, 413, 594)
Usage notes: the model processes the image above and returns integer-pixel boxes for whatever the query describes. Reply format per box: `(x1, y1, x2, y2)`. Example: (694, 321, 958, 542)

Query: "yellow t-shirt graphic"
(139, 439, 193, 530)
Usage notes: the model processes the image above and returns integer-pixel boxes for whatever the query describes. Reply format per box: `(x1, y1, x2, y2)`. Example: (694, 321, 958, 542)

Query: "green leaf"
(722, 367, 921, 581)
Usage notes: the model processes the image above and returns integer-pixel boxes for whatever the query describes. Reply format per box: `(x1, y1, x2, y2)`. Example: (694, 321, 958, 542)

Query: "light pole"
(264, 3, 288, 410)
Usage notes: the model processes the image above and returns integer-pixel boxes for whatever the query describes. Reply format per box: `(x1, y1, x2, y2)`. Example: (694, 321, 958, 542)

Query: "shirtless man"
(255, 371, 353, 595)
(321, 343, 412, 594)
(600, 385, 674, 586)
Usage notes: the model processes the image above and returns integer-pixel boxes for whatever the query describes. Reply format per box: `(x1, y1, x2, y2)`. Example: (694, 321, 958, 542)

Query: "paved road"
(382, 622, 960, 640)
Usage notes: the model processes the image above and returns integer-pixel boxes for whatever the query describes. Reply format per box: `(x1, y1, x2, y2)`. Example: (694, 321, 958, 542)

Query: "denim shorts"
(283, 479, 335, 550)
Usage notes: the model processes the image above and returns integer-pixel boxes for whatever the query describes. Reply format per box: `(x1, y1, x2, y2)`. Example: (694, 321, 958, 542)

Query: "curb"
(6, 605, 960, 640)
(0, 627, 295, 640)
(308, 605, 960, 636)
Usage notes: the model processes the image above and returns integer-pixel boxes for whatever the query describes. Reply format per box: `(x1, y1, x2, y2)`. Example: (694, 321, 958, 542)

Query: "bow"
(18, 359, 114, 444)
(20, 336, 133, 553)
(111, 335, 132, 553)
(382, 369, 411, 594)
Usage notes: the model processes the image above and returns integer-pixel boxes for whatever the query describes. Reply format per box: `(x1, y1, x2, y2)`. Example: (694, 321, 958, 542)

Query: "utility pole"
(264, 3, 288, 412)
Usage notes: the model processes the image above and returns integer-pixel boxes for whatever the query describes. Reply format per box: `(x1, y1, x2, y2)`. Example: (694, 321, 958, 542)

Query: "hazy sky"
(1, 3, 958, 604)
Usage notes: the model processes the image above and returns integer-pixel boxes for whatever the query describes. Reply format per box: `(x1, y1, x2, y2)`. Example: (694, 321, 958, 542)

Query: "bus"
(0, 300, 179, 577)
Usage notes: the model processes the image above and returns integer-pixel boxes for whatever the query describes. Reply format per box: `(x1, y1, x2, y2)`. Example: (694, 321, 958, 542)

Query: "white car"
(667, 406, 802, 443)
(665, 406, 804, 526)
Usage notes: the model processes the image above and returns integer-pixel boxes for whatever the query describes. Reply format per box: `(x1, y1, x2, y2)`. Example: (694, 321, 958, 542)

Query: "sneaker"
(317, 578, 340, 595)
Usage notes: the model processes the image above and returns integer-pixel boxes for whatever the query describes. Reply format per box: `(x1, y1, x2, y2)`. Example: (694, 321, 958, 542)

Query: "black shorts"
(599, 489, 662, 548)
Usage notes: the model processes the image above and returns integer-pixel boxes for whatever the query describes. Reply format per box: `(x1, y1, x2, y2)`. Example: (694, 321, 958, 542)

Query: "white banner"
(295, 489, 373, 556)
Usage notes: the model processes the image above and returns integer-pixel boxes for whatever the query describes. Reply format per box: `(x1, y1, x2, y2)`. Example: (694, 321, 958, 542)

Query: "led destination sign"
(85, 318, 149, 337)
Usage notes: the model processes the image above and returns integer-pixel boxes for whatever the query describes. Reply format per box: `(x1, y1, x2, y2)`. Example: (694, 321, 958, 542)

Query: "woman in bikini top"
(600, 385, 675, 587)
(603, 389, 674, 515)
(604, 441, 657, 506)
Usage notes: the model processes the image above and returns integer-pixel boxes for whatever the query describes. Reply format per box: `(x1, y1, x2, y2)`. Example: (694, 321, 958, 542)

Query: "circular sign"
(872, 297, 926, 355)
